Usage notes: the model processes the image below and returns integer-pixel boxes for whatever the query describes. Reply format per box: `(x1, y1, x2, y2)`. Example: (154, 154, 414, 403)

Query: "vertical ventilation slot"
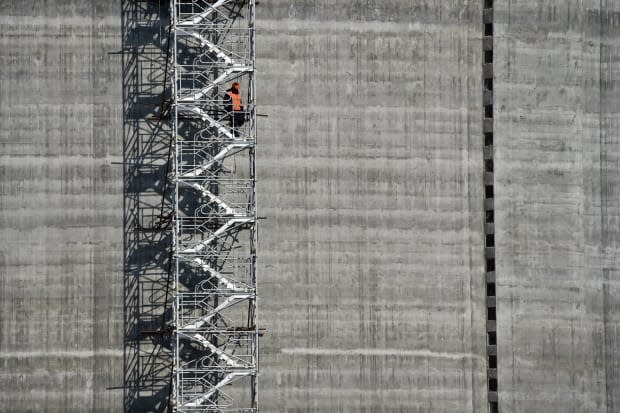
(483, 0, 498, 411)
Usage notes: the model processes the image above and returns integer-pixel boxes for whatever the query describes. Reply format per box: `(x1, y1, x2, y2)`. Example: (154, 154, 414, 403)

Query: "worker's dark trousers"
(230, 112, 245, 137)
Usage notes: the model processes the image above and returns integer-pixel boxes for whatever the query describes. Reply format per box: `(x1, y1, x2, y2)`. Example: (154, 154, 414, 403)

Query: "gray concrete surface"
(0, 1, 488, 412)
(255, 2, 487, 412)
(494, 2, 620, 412)
(12, 1, 620, 413)
(0, 2, 125, 412)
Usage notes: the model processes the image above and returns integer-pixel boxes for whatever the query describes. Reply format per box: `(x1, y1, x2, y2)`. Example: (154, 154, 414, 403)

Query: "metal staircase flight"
(171, 0, 258, 411)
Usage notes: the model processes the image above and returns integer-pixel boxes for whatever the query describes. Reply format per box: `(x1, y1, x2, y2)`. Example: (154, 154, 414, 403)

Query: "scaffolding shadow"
(122, 1, 174, 412)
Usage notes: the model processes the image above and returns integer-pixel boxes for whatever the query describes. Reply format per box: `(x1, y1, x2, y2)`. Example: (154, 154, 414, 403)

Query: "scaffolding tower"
(171, 1, 257, 411)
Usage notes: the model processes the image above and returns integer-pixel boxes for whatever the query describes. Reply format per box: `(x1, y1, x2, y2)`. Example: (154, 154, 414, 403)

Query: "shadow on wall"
(122, 0, 174, 412)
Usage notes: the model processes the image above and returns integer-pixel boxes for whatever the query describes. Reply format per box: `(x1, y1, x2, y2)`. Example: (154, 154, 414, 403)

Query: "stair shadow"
(122, 1, 173, 412)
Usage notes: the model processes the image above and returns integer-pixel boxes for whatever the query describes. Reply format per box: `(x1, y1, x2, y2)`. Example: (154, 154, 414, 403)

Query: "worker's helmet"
(232, 82, 240, 88)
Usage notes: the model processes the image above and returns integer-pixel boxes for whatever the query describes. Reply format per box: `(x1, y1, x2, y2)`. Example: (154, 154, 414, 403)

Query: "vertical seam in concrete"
(598, 3, 613, 412)
(482, 1, 497, 412)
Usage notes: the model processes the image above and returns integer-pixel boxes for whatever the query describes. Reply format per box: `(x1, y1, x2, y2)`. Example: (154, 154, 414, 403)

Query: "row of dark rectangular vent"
(483, 1, 498, 412)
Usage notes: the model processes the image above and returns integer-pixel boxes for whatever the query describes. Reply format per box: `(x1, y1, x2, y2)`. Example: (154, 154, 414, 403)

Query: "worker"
(224, 82, 244, 137)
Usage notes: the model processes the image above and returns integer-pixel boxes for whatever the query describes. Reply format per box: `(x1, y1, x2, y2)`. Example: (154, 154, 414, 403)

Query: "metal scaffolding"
(171, 1, 257, 411)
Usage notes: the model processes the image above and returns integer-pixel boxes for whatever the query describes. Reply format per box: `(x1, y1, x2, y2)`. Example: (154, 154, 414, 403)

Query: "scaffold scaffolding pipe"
(171, 1, 258, 411)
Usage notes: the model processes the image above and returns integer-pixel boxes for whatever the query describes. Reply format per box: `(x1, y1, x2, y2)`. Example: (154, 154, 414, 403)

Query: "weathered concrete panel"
(0, 1, 488, 412)
(256, 2, 487, 412)
(0, 3, 124, 412)
(494, 2, 620, 412)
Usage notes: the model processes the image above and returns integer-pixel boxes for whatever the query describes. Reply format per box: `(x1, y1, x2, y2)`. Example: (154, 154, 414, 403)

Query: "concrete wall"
(0, 1, 488, 412)
(0, 2, 124, 412)
(256, 2, 487, 412)
(494, 2, 620, 412)
(3, 1, 619, 412)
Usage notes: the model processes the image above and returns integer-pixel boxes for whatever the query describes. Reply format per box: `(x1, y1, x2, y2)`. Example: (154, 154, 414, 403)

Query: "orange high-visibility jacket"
(227, 91, 243, 111)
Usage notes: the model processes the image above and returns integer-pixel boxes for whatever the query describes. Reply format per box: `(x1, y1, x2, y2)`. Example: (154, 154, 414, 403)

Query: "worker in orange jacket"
(224, 82, 245, 137)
